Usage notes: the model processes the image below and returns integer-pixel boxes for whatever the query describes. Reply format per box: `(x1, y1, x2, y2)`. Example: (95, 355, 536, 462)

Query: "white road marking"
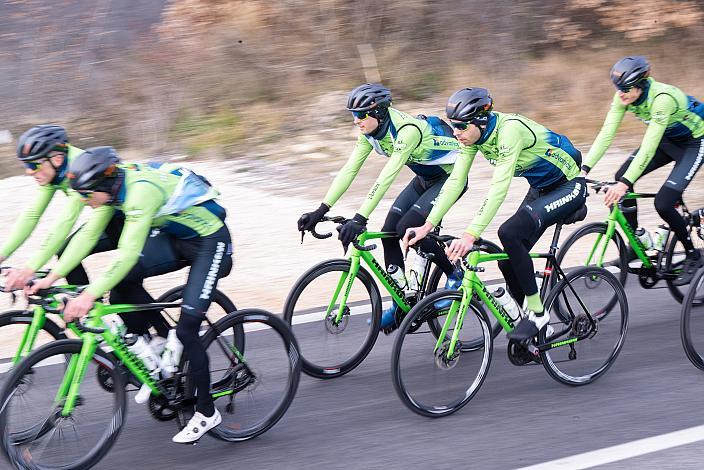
(516, 424, 704, 469)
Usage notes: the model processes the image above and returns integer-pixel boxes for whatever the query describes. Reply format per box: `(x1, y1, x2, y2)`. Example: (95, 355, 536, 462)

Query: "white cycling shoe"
(172, 409, 222, 444)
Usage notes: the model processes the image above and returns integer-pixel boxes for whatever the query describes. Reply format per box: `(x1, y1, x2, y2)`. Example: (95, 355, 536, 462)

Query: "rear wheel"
(680, 269, 704, 371)
(196, 309, 301, 441)
(540, 267, 629, 386)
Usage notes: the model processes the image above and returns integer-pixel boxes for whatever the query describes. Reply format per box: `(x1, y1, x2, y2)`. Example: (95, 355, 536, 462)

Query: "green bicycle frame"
(57, 302, 163, 416)
(326, 231, 412, 325)
(54, 299, 244, 416)
(12, 293, 83, 366)
(434, 248, 589, 360)
(586, 193, 654, 270)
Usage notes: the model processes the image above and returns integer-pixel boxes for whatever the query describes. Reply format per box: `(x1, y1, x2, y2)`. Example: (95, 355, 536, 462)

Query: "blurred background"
(0, 0, 703, 311)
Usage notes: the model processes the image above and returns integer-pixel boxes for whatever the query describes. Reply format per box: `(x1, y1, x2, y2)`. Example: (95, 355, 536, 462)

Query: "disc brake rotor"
(434, 341, 460, 370)
(325, 306, 350, 334)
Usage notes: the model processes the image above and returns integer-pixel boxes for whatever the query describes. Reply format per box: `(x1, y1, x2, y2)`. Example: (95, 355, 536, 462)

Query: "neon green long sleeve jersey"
(0, 145, 85, 270)
(584, 78, 704, 184)
(322, 108, 462, 218)
(427, 112, 581, 238)
(53, 163, 223, 298)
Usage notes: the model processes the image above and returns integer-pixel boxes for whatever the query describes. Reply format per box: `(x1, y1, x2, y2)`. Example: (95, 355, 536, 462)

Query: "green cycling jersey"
(0, 145, 85, 269)
(427, 111, 581, 237)
(53, 163, 223, 298)
(584, 78, 704, 184)
(322, 107, 461, 218)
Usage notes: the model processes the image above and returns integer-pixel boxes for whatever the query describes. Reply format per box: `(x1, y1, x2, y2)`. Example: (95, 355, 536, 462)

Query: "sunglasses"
(450, 121, 470, 131)
(77, 190, 94, 199)
(351, 110, 371, 120)
(615, 85, 633, 93)
(23, 160, 45, 171)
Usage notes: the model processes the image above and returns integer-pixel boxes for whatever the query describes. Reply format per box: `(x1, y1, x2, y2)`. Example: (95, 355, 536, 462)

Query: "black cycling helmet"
(68, 146, 121, 192)
(346, 83, 392, 112)
(445, 88, 493, 123)
(16, 125, 69, 162)
(610, 56, 650, 91)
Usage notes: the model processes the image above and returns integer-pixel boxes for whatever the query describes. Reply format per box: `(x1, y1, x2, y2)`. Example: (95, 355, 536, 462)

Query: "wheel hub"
(325, 306, 350, 334)
(571, 313, 591, 337)
(434, 341, 460, 370)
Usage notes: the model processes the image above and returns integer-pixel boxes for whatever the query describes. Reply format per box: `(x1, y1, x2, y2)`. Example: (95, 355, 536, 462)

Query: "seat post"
(550, 223, 563, 255)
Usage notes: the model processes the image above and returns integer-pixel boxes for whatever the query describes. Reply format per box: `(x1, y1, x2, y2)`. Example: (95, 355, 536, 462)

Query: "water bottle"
(652, 225, 669, 252)
(159, 329, 183, 378)
(103, 315, 126, 338)
(126, 335, 161, 404)
(492, 287, 521, 322)
(408, 253, 429, 291)
(387, 264, 407, 290)
(635, 227, 653, 251)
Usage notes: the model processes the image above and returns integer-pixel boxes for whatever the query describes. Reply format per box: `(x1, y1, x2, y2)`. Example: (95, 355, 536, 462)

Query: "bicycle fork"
(13, 306, 47, 366)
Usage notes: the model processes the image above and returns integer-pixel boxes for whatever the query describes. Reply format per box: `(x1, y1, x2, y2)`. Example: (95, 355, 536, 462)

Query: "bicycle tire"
(197, 309, 301, 441)
(391, 290, 493, 417)
(0, 339, 126, 470)
(283, 259, 382, 379)
(540, 266, 628, 386)
(680, 268, 704, 370)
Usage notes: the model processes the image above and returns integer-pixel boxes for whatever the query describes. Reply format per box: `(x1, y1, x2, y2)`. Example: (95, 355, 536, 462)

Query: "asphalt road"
(4, 275, 704, 470)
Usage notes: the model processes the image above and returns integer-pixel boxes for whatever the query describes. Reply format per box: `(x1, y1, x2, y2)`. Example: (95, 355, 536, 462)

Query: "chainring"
(148, 377, 182, 422)
(507, 340, 535, 366)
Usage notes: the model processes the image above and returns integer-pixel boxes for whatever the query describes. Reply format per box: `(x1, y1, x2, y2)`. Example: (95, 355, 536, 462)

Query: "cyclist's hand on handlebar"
(446, 233, 476, 263)
(402, 223, 433, 251)
(63, 291, 97, 322)
(297, 203, 330, 232)
(4, 267, 35, 291)
(336, 213, 367, 251)
(604, 181, 628, 207)
(24, 272, 59, 296)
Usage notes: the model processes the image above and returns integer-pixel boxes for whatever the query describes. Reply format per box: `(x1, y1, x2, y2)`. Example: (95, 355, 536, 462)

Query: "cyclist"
(1, 125, 86, 288)
(581, 56, 704, 285)
(404, 87, 586, 341)
(29, 147, 233, 443)
(297, 83, 465, 328)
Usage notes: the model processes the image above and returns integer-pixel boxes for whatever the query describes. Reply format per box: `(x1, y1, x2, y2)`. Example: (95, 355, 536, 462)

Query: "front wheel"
(197, 309, 301, 441)
(283, 259, 382, 379)
(680, 269, 704, 371)
(665, 228, 704, 305)
(0, 339, 126, 470)
(391, 290, 493, 417)
(539, 266, 629, 386)
(0, 310, 67, 377)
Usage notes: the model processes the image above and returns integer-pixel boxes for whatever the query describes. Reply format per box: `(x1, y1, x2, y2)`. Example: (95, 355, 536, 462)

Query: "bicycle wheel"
(0, 339, 126, 470)
(195, 309, 301, 441)
(665, 228, 704, 304)
(283, 259, 382, 379)
(391, 290, 493, 417)
(540, 266, 628, 385)
(0, 310, 66, 377)
(555, 222, 628, 320)
(680, 268, 704, 370)
(425, 238, 504, 350)
(156, 286, 244, 351)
